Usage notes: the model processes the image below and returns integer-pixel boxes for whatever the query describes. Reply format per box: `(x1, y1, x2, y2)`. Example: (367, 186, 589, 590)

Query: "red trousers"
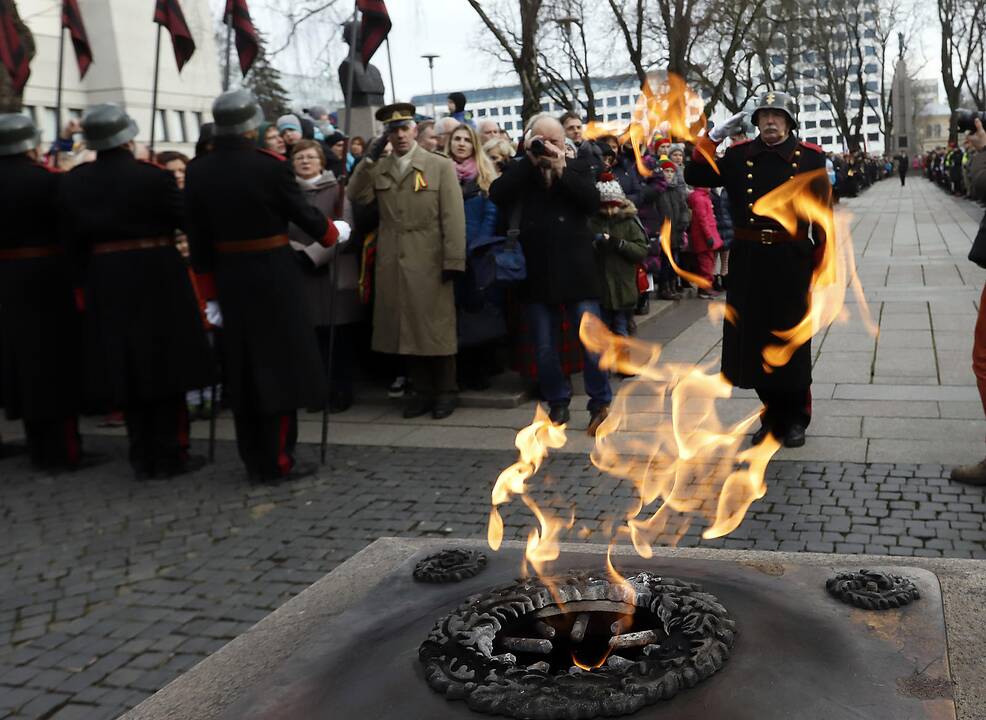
(973, 285, 986, 439)
(694, 249, 716, 285)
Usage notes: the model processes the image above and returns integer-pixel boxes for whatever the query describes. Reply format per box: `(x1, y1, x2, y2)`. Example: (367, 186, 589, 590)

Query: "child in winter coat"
(589, 173, 649, 337)
(686, 186, 723, 299)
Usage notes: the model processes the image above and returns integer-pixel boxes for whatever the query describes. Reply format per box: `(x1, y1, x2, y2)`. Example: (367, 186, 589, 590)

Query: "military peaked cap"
(376, 102, 416, 129)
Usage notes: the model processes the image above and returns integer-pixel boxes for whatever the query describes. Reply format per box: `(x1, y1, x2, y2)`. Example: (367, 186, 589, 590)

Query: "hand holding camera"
(526, 135, 565, 175)
(965, 116, 986, 153)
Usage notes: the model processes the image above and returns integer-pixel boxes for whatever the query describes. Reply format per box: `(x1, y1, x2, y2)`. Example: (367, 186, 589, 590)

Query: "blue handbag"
(468, 203, 527, 292)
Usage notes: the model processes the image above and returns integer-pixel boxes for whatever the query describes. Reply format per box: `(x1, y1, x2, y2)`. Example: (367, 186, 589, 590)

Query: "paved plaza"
(2, 176, 986, 719)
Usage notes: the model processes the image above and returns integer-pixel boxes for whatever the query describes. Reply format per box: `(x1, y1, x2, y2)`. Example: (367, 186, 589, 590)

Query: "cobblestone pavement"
(2, 435, 985, 719)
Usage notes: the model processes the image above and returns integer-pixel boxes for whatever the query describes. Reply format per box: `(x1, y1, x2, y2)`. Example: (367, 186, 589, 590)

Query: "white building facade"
(18, 0, 221, 153)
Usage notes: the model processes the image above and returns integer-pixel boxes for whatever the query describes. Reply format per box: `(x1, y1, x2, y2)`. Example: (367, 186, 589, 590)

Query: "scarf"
(455, 156, 478, 184)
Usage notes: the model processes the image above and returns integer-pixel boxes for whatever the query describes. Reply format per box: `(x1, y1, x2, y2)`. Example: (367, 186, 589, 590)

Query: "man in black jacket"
(59, 105, 215, 478)
(685, 91, 830, 449)
(490, 114, 612, 434)
(184, 90, 348, 483)
(0, 114, 82, 470)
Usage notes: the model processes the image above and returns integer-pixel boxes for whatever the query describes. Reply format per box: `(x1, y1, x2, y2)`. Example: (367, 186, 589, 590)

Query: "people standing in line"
(288, 139, 362, 414)
(0, 114, 85, 471)
(483, 137, 515, 172)
(59, 104, 215, 478)
(348, 103, 467, 419)
(685, 91, 829, 449)
(490, 114, 612, 434)
(559, 111, 603, 174)
(478, 119, 501, 146)
(434, 117, 460, 153)
(156, 151, 189, 190)
(277, 113, 303, 152)
(322, 130, 348, 180)
(347, 136, 365, 173)
(184, 90, 349, 483)
(687, 185, 724, 299)
(652, 158, 690, 300)
(711, 186, 734, 292)
(258, 122, 287, 156)
(416, 120, 439, 152)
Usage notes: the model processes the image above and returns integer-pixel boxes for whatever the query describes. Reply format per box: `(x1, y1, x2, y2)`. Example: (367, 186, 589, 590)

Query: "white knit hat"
(596, 171, 626, 207)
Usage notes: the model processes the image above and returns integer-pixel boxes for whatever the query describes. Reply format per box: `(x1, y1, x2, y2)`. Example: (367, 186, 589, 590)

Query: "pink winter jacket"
(687, 187, 723, 252)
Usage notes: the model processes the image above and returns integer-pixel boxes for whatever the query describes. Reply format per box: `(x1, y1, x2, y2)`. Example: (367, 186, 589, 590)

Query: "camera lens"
(529, 138, 546, 156)
(954, 108, 986, 133)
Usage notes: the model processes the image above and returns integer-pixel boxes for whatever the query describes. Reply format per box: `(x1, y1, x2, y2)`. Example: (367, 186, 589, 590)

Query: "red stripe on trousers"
(277, 415, 291, 476)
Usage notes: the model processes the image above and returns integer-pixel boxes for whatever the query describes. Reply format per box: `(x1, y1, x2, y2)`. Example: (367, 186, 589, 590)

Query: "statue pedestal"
(343, 106, 382, 141)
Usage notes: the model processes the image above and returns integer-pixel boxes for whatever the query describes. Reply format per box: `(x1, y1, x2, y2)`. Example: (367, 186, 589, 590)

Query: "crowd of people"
(0, 86, 892, 481)
(924, 140, 983, 201)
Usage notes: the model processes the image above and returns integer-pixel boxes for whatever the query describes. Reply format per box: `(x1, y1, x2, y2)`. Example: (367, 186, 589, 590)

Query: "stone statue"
(337, 21, 386, 108)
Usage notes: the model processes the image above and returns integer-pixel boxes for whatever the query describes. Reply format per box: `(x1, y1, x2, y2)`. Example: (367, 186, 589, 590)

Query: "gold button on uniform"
(747, 173, 753, 179)
(746, 161, 753, 167)
(748, 203, 753, 208)
(747, 188, 753, 194)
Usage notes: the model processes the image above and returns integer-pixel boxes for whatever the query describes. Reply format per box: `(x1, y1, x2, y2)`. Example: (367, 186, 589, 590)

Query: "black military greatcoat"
(59, 148, 214, 409)
(0, 155, 80, 421)
(184, 136, 334, 414)
(685, 133, 829, 390)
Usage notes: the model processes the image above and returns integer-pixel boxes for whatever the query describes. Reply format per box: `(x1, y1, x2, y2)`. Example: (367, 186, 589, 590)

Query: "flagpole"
(55, 23, 65, 135)
(223, 19, 233, 91)
(149, 23, 162, 152)
(321, 2, 360, 466)
(385, 37, 395, 105)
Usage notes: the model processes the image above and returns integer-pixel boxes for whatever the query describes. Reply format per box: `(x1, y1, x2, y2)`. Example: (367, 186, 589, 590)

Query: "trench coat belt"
(215, 234, 290, 254)
(733, 227, 807, 245)
(91, 236, 173, 255)
(0, 245, 62, 260)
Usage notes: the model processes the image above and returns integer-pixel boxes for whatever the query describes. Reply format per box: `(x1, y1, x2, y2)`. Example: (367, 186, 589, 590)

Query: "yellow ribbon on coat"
(414, 170, 428, 192)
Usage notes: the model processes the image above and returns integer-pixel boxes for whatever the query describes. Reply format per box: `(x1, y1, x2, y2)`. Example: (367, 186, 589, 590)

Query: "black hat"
(0, 113, 41, 156)
(212, 89, 264, 136)
(82, 104, 138, 151)
(375, 102, 417, 130)
(324, 131, 347, 146)
(752, 91, 799, 130)
(447, 92, 467, 113)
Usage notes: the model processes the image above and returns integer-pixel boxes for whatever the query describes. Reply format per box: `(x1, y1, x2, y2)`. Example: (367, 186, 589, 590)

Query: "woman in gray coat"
(288, 139, 362, 413)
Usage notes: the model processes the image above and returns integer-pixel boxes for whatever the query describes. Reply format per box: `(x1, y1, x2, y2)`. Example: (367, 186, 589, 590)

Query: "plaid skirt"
(507, 292, 585, 381)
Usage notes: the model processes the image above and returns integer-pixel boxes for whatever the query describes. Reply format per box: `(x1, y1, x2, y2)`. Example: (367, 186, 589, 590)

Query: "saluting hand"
(367, 133, 389, 162)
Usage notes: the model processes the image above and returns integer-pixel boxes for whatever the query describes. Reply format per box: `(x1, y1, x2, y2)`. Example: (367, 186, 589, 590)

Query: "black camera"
(954, 108, 986, 133)
(528, 138, 547, 157)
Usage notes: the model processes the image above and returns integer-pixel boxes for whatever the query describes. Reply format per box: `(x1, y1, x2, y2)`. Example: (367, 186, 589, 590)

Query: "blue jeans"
(525, 300, 613, 411)
(602, 308, 630, 337)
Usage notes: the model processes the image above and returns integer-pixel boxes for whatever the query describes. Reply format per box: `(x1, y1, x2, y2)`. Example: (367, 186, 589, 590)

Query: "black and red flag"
(153, 0, 196, 71)
(224, 0, 259, 75)
(0, 0, 30, 93)
(356, 0, 390, 65)
(62, 0, 93, 79)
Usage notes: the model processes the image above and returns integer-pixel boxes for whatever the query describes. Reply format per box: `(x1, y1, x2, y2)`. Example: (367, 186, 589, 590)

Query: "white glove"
(205, 300, 223, 328)
(333, 220, 352, 245)
(710, 111, 748, 142)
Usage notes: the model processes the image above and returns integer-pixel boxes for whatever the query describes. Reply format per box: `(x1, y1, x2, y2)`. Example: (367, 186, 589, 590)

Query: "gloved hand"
(333, 220, 352, 245)
(367, 133, 388, 161)
(709, 111, 748, 142)
(442, 269, 464, 283)
(205, 300, 223, 328)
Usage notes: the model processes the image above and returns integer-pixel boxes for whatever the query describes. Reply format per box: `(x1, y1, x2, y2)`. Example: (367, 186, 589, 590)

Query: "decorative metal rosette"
(826, 569, 920, 610)
(413, 549, 488, 583)
(418, 570, 736, 719)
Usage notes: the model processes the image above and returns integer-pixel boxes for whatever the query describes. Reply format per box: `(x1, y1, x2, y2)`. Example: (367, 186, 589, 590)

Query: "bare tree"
(537, 1, 599, 120)
(606, 0, 649, 87)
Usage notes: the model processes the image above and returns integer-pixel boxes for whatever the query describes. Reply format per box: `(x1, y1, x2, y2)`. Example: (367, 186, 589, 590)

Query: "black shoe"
(712, 274, 722, 292)
(783, 424, 806, 448)
(751, 425, 771, 446)
(634, 297, 651, 316)
(587, 406, 609, 437)
(285, 461, 318, 480)
(403, 394, 434, 419)
(328, 391, 353, 414)
(163, 454, 208, 477)
(432, 394, 458, 420)
(548, 404, 570, 425)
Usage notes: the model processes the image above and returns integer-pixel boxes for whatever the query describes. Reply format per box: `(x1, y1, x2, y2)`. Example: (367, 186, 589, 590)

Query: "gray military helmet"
(212, 89, 264, 136)
(0, 113, 41, 156)
(82, 104, 139, 151)
(752, 90, 799, 130)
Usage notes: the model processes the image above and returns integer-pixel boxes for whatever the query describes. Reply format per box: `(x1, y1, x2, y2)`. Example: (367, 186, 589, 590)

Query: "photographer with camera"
(951, 117, 986, 484)
(489, 114, 612, 435)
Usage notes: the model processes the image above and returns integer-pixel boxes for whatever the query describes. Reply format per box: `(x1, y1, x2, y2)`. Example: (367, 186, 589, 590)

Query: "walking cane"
(208, 379, 218, 463)
(320, 240, 342, 465)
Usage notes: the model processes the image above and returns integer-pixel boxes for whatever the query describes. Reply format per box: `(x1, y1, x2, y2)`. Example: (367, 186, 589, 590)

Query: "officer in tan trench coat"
(348, 103, 466, 419)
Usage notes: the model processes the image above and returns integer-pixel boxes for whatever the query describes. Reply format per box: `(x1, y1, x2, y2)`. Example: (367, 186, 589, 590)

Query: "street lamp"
(553, 16, 578, 111)
(422, 54, 440, 119)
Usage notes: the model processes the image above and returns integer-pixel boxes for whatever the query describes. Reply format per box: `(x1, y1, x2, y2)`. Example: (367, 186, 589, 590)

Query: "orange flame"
(659, 218, 713, 290)
(752, 169, 877, 370)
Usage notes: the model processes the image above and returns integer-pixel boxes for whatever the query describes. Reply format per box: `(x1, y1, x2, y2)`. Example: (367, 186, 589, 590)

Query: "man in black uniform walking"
(59, 105, 214, 478)
(184, 90, 349, 483)
(685, 92, 831, 448)
(0, 114, 83, 470)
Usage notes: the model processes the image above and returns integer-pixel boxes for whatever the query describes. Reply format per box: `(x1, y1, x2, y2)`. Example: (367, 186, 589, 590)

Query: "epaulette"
(798, 140, 825, 154)
(257, 148, 286, 161)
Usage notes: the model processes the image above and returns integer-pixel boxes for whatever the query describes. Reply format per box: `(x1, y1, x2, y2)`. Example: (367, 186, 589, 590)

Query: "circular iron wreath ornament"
(413, 549, 488, 583)
(826, 569, 920, 610)
(418, 570, 736, 719)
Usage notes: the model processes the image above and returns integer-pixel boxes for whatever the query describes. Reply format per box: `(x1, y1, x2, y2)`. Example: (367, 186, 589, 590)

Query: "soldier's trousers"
(756, 386, 812, 435)
(232, 410, 298, 480)
(23, 417, 81, 469)
(125, 396, 190, 476)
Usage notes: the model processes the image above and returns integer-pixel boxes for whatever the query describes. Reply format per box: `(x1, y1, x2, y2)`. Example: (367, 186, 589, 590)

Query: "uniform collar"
(746, 133, 798, 162)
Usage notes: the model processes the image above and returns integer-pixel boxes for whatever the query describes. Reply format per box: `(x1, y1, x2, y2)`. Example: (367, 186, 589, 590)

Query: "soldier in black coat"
(0, 114, 83, 469)
(184, 90, 346, 483)
(59, 105, 214, 478)
(685, 92, 831, 449)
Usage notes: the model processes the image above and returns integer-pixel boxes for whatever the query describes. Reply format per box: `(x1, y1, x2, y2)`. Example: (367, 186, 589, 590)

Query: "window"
(821, 135, 833, 144)
(174, 110, 187, 143)
(820, 118, 833, 128)
(867, 115, 879, 125)
(864, 29, 875, 38)
(804, 103, 817, 112)
(865, 80, 878, 91)
(620, 111, 631, 120)
(155, 109, 169, 142)
(504, 121, 513, 130)
(514, 105, 523, 114)
(22, 105, 36, 124)
(606, 96, 617, 107)
(490, 107, 500, 116)
(478, 108, 487, 117)
(865, 46, 877, 56)
(806, 136, 818, 144)
(820, 101, 831, 110)
(192, 112, 203, 135)
(68, 108, 83, 119)
(836, 135, 843, 144)
(540, 102, 549, 111)
(867, 132, 880, 141)
(864, 63, 878, 74)
(620, 95, 630, 105)
(502, 106, 511, 116)
(594, 97, 603, 108)
(606, 113, 618, 121)
(804, 120, 817, 129)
